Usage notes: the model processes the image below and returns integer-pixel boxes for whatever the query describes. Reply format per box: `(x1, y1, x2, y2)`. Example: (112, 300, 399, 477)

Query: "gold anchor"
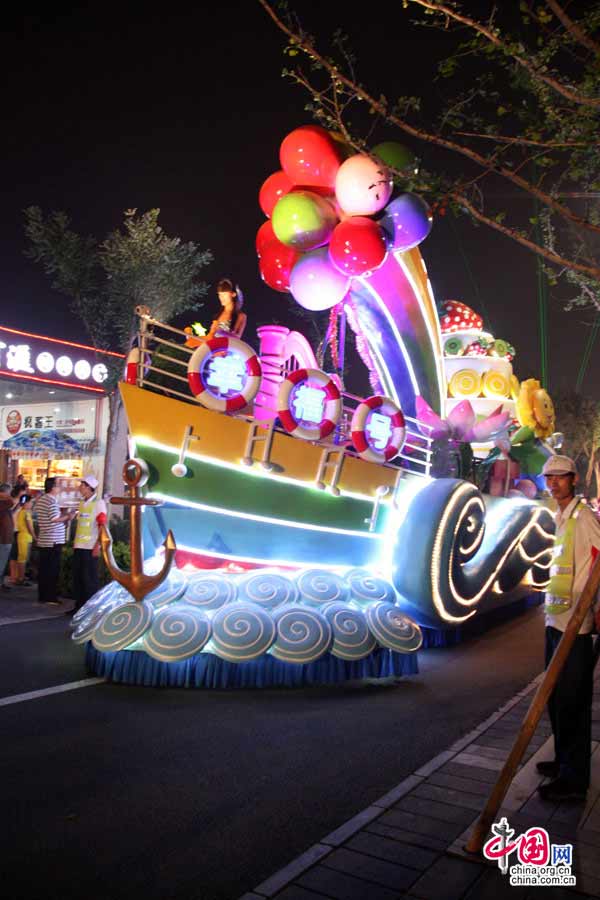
(100, 458, 176, 602)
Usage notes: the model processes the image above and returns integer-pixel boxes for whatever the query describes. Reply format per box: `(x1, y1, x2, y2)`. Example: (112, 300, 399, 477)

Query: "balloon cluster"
(256, 125, 433, 312)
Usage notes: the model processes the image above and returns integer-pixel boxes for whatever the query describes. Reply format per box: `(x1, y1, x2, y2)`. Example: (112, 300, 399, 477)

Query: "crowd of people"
(0, 473, 106, 612)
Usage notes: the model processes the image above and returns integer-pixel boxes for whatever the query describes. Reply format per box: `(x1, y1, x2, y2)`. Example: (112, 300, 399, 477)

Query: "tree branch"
(258, 0, 600, 239)
(409, 0, 600, 108)
(545, 0, 600, 55)
(455, 131, 590, 148)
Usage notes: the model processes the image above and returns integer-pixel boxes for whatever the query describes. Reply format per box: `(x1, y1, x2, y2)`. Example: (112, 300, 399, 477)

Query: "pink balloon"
(334, 154, 393, 216)
(259, 170, 294, 218)
(280, 125, 343, 189)
(328, 217, 387, 277)
(289, 247, 350, 311)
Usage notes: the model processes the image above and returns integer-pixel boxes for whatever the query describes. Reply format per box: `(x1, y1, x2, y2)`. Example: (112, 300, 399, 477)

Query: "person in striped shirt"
(35, 477, 76, 606)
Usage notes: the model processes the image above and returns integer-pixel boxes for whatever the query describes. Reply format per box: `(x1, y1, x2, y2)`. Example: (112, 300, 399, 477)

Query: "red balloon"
(259, 170, 294, 218)
(328, 217, 387, 277)
(258, 238, 301, 292)
(280, 125, 343, 189)
(256, 220, 276, 257)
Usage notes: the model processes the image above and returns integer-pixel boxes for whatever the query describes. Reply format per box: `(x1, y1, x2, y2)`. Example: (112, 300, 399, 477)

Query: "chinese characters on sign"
(0, 328, 111, 389)
(292, 385, 325, 424)
(0, 401, 97, 442)
(206, 354, 246, 395)
(484, 817, 575, 888)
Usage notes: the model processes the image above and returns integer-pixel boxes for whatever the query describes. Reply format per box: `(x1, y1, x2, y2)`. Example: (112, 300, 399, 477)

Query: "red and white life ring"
(351, 396, 406, 464)
(187, 336, 262, 413)
(277, 368, 342, 441)
(124, 346, 150, 385)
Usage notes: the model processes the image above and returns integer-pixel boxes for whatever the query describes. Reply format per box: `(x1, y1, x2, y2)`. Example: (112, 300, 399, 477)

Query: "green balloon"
(372, 141, 416, 174)
(271, 190, 337, 251)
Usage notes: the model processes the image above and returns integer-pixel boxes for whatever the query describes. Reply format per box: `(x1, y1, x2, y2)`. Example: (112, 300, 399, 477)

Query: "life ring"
(277, 368, 341, 441)
(187, 336, 262, 413)
(351, 396, 406, 463)
(124, 346, 150, 385)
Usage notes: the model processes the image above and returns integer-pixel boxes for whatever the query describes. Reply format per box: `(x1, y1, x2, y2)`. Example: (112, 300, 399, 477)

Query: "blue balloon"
(379, 192, 432, 252)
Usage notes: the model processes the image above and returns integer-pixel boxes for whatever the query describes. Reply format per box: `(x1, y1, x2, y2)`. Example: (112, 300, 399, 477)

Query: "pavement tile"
(273, 887, 334, 900)
(365, 822, 448, 853)
(463, 868, 529, 900)
(396, 795, 478, 827)
(253, 844, 333, 897)
(345, 831, 439, 872)
(321, 807, 383, 847)
(427, 770, 493, 797)
(297, 864, 398, 900)
(551, 801, 589, 827)
(451, 751, 504, 772)
(442, 761, 499, 784)
(378, 808, 466, 842)
(574, 845, 600, 880)
(412, 782, 485, 812)
(320, 847, 420, 892)
(372, 774, 424, 809)
(408, 855, 484, 900)
(414, 750, 456, 777)
(571, 870, 600, 898)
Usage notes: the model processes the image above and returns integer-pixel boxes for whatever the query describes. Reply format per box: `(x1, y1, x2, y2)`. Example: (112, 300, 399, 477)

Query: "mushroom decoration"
(439, 300, 483, 334)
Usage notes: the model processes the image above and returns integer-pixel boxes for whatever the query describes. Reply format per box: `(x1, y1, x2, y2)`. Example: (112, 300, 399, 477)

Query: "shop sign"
(0, 325, 122, 392)
(0, 399, 97, 442)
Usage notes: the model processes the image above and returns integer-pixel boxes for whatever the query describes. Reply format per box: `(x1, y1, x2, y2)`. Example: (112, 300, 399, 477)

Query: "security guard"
(71, 475, 107, 614)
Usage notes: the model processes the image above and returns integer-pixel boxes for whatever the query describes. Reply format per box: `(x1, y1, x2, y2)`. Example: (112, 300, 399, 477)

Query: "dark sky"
(2, 2, 598, 400)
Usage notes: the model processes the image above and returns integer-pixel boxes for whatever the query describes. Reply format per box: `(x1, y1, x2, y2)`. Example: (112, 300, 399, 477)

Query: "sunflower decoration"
(516, 378, 555, 439)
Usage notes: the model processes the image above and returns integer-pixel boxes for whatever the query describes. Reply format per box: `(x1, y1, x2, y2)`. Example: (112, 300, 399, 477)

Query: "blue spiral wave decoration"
(71, 589, 131, 644)
(210, 602, 276, 661)
(365, 601, 422, 653)
(392, 478, 556, 628)
(237, 570, 298, 609)
(92, 601, 154, 652)
(295, 569, 350, 608)
(345, 568, 397, 607)
(323, 601, 376, 660)
(145, 567, 188, 608)
(144, 604, 211, 661)
(185, 572, 238, 611)
(72, 582, 129, 627)
(271, 605, 332, 663)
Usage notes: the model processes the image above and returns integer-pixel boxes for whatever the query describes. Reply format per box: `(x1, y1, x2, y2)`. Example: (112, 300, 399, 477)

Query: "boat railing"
(130, 314, 434, 480)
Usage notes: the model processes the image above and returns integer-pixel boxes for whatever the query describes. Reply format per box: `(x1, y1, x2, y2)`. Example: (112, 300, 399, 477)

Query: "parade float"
(75, 125, 557, 688)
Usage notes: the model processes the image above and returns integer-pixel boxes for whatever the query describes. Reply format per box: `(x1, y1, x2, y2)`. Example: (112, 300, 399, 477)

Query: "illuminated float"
(78, 126, 556, 688)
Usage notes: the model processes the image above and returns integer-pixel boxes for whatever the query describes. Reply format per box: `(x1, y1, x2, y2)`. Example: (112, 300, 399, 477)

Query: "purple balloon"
(289, 247, 350, 311)
(379, 192, 432, 252)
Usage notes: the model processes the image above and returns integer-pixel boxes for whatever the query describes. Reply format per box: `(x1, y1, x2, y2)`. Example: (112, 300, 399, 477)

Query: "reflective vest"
(545, 500, 581, 615)
(74, 495, 98, 547)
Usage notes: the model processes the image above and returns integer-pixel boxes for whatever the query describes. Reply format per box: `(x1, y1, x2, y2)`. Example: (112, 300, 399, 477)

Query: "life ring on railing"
(124, 346, 150, 385)
(351, 396, 406, 464)
(187, 336, 262, 413)
(277, 368, 341, 441)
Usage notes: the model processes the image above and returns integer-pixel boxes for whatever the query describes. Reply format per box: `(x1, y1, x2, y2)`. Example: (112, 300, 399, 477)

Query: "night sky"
(2, 2, 598, 400)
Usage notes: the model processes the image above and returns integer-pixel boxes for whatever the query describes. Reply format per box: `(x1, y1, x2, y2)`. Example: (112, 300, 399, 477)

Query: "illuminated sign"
(366, 411, 393, 451)
(0, 325, 122, 393)
(0, 399, 97, 442)
(291, 384, 326, 425)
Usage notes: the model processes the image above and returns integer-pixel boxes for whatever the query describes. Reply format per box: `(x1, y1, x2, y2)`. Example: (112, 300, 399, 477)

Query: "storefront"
(0, 325, 126, 506)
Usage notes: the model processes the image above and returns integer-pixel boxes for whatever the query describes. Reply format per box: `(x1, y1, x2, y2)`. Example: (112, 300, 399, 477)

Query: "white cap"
(81, 474, 99, 490)
(541, 455, 576, 477)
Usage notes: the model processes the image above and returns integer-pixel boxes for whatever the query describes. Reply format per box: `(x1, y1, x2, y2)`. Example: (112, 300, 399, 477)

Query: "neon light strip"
(135, 436, 399, 505)
(172, 540, 353, 573)
(0, 369, 105, 393)
(356, 276, 421, 399)
(395, 254, 446, 412)
(148, 490, 382, 539)
(0, 325, 124, 357)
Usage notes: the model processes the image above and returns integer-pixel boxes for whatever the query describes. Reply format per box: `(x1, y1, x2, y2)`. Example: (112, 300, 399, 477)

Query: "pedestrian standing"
(537, 455, 600, 802)
(0, 482, 14, 590)
(71, 475, 107, 614)
(35, 477, 75, 606)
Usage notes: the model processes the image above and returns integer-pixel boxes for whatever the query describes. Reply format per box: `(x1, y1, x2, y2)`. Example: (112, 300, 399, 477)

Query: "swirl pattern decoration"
(392, 478, 556, 627)
(295, 568, 350, 607)
(92, 601, 154, 652)
(323, 602, 377, 660)
(144, 604, 211, 661)
(271, 605, 332, 663)
(365, 602, 422, 653)
(210, 603, 276, 661)
(237, 570, 298, 609)
(345, 568, 397, 607)
(72, 582, 129, 627)
(185, 572, 238, 611)
(146, 567, 188, 608)
(71, 590, 131, 644)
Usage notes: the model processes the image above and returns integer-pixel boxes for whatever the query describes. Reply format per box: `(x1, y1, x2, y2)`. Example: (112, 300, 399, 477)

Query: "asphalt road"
(0, 605, 547, 900)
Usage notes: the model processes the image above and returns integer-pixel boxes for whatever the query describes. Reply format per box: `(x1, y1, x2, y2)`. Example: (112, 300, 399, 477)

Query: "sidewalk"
(0, 581, 71, 625)
(242, 665, 600, 900)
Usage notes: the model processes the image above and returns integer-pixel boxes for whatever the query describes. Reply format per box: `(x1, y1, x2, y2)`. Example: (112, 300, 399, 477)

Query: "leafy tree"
(259, 0, 600, 307)
(24, 207, 212, 490)
(554, 390, 600, 497)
